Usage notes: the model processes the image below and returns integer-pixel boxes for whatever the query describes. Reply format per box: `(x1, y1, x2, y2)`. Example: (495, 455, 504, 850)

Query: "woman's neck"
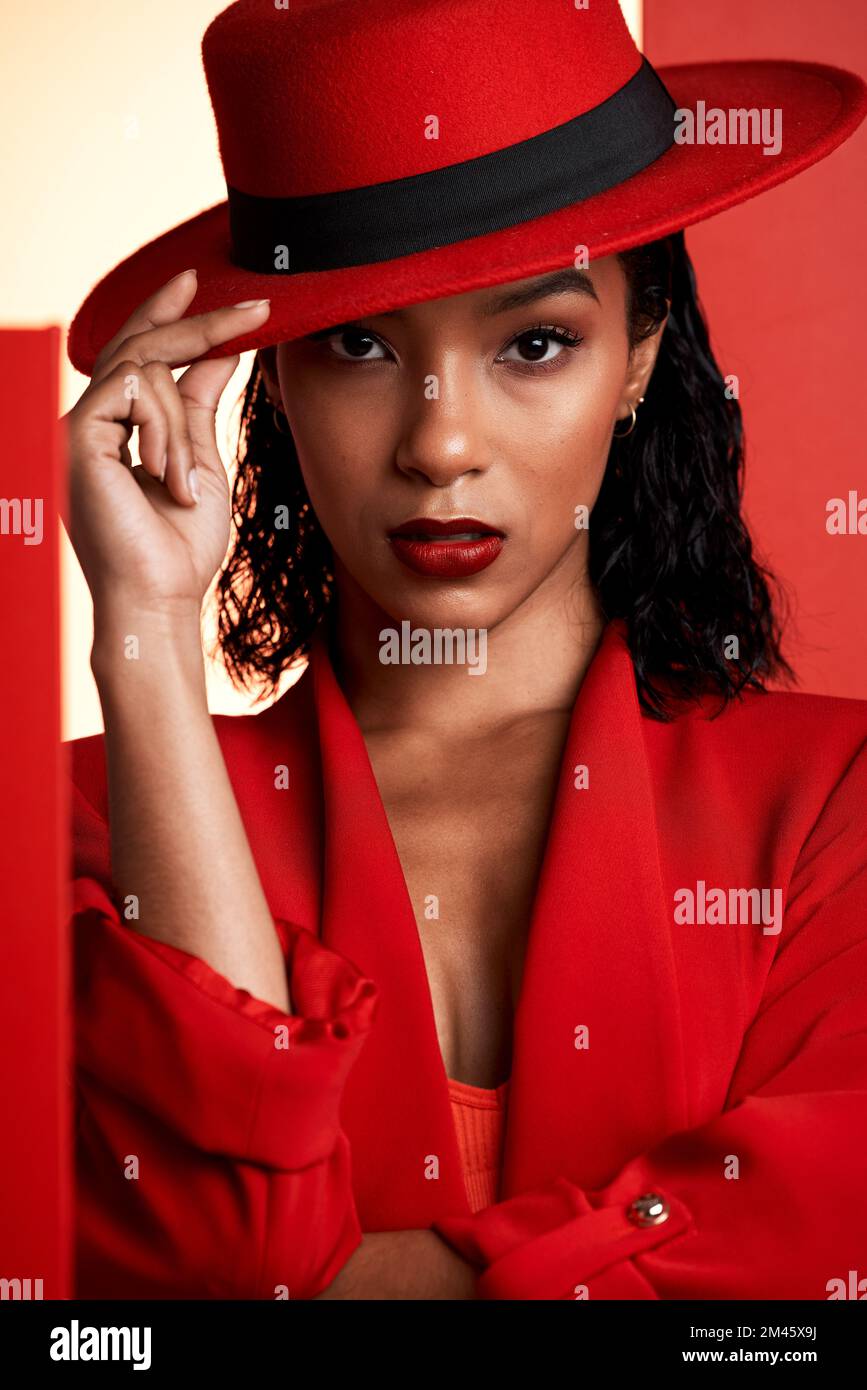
(328, 549, 606, 737)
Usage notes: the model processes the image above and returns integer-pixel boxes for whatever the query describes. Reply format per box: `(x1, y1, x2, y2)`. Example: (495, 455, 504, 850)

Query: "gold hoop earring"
(272, 404, 289, 435)
(613, 395, 645, 438)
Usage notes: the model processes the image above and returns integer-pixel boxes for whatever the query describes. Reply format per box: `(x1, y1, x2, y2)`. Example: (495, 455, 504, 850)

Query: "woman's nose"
(394, 365, 493, 487)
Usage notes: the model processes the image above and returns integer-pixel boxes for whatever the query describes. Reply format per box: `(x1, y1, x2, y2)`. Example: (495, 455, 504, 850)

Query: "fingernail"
(188, 467, 201, 503)
(168, 267, 197, 285)
(232, 298, 270, 309)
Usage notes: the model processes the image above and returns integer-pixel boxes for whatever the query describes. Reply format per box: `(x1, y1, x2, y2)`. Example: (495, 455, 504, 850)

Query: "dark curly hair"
(214, 229, 794, 718)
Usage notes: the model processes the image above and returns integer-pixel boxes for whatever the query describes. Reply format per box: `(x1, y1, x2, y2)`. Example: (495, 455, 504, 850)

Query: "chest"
(361, 713, 571, 1087)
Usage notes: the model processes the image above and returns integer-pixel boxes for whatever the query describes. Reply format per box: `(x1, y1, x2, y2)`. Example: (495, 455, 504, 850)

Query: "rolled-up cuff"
(433, 1176, 693, 1299)
(73, 877, 378, 1169)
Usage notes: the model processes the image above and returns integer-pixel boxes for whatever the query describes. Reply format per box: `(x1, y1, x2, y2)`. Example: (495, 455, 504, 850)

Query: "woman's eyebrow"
(305, 268, 600, 338)
(480, 268, 600, 315)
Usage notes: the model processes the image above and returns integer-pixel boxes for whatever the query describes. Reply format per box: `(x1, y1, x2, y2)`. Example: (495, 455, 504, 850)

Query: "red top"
(68, 618, 867, 1299)
(447, 1077, 511, 1213)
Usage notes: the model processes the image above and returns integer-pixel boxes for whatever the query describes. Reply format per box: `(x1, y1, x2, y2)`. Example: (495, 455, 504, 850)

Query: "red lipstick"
(387, 516, 505, 578)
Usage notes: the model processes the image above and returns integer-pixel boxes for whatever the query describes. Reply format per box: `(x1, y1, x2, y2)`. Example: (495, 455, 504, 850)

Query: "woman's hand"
(314, 1229, 478, 1300)
(64, 268, 270, 624)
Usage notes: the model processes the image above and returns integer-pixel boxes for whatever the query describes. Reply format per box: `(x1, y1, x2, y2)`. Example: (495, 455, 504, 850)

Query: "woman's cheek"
(296, 454, 381, 574)
(302, 468, 353, 548)
(536, 434, 608, 527)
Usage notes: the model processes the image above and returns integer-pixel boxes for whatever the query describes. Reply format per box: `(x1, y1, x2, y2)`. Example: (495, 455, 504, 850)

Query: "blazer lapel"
(502, 619, 690, 1196)
(309, 629, 471, 1227)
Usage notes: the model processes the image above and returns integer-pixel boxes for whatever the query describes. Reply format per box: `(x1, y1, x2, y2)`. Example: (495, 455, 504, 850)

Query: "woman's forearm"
(90, 605, 291, 1013)
(314, 1230, 478, 1299)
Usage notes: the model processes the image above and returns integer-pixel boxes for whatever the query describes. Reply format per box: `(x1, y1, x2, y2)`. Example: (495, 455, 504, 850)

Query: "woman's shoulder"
(662, 680, 867, 748)
(644, 680, 867, 825)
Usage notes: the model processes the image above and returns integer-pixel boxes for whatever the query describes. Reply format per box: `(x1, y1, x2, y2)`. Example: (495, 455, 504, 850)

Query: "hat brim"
(68, 59, 867, 376)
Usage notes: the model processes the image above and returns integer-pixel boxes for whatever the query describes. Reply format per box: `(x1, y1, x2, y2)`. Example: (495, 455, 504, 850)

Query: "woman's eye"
(312, 324, 581, 366)
(326, 328, 389, 360)
(500, 328, 582, 365)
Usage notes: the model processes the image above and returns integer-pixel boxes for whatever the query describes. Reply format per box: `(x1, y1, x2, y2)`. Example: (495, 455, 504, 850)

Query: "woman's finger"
(91, 269, 200, 385)
(96, 295, 271, 384)
(133, 355, 240, 507)
(99, 363, 170, 481)
(176, 354, 241, 497)
(71, 359, 169, 476)
(140, 360, 197, 505)
(65, 360, 169, 535)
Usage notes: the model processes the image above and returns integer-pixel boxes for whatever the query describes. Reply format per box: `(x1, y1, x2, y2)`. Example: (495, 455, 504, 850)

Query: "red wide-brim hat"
(68, 0, 867, 376)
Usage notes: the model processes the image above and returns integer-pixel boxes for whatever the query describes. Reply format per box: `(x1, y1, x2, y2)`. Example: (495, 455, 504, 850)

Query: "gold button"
(627, 1193, 670, 1227)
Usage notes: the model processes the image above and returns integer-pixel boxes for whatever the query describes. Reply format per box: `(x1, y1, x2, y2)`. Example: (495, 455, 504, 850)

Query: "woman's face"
(264, 254, 663, 635)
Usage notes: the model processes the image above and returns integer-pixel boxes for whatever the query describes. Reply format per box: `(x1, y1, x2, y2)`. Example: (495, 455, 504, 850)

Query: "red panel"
(645, 2, 867, 696)
(0, 327, 71, 1298)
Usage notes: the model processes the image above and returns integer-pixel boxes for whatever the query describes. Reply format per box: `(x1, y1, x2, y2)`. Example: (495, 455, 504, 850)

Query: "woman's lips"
(389, 534, 504, 577)
(387, 518, 505, 578)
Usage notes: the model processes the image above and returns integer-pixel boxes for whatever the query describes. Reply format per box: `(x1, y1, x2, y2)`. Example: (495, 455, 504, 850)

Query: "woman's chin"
(366, 580, 514, 635)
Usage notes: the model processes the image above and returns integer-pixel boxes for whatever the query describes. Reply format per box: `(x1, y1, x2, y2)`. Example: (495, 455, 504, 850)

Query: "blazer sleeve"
(71, 778, 379, 1300)
(432, 738, 867, 1300)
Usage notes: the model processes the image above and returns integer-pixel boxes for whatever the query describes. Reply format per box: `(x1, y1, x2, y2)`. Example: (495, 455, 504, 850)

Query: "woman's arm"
(72, 852, 378, 1298)
(67, 269, 288, 1009)
(314, 1230, 477, 1300)
(90, 605, 289, 1011)
(65, 273, 378, 1298)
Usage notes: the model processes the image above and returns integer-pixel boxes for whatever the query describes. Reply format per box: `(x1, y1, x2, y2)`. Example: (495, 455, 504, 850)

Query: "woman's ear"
(617, 309, 668, 421)
(257, 346, 281, 407)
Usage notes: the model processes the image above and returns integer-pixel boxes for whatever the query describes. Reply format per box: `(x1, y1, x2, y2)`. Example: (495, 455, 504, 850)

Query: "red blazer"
(69, 618, 867, 1300)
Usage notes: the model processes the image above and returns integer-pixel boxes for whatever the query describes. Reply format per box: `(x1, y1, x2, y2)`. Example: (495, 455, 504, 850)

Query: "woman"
(65, 0, 867, 1299)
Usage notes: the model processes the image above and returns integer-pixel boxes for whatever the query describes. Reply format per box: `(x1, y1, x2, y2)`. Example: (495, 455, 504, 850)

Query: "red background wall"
(0, 328, 71, 1298)
(645, 0, 867, 698)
